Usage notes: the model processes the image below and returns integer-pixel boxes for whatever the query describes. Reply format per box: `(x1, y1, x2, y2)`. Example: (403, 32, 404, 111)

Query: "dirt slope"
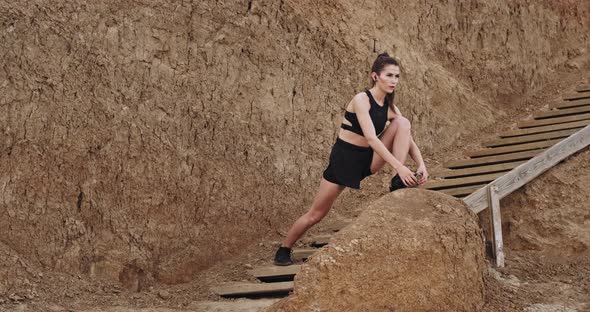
(502, 149, 590, 257)
(482, 148, 590, 311)
(0, 0, 589, 296)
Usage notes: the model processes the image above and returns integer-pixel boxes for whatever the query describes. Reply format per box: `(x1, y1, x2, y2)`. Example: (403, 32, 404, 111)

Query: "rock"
(565, 61, 581, 70)
(8, 293, 24, 302)
(267, 189, 485, 312)
(244, 263, 253, 269)
(158, 290, 171, 300)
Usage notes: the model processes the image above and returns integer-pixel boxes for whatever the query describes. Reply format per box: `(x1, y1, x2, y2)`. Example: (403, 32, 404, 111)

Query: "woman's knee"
(393, 116, 411, 131)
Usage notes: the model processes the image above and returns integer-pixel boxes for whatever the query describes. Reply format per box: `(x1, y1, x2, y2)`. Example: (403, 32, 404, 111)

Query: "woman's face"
(373, 64, 400, 93)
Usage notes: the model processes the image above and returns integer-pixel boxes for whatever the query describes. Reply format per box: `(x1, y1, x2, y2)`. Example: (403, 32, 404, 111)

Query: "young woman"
(274, 53, 429, 266)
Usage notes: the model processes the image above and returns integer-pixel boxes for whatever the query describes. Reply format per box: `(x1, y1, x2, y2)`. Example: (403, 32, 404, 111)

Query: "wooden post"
(487, 185, 505, 267)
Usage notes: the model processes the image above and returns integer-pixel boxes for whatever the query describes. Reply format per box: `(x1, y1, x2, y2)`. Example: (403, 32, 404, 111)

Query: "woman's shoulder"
(349, 91, 371, 111)
(352, 91, 370, 102)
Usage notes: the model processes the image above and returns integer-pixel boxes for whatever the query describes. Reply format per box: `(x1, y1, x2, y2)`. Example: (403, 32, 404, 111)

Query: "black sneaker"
(389, 174, 407, 192)
(274, 246, 293, 266)
(390, 172, 423, 192)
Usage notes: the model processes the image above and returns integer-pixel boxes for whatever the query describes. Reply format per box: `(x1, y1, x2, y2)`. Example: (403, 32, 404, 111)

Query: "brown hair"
(370, 52, 399, 107)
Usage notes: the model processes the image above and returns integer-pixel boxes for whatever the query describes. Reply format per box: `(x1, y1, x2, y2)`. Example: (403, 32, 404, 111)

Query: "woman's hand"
(397, 165, 418, 187)
(416, 164, 429, 185)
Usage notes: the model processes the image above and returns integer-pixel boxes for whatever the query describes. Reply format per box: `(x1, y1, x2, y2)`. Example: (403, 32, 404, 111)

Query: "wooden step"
(517, 112, 590, 128)
(444, 149, 543, 169)
(249, 265, 300, 282)
(194, 299, 281, 311)
(483, 128, 579, 147)
(212, 282, 294, 297)
(466, 138, 562, 158)
(533, 105, 590, 119)
(310, 235, 331, 247)
(549, 97, 590, 109)
(499, 120, 590, 137)
(564, 92, 590, 101)
(438, 184, 486, 197)
(422, 172, 504, 190)
(576, 84, 590, 92)
(293, 248, 318, 261)
(433, 161, 525, 179)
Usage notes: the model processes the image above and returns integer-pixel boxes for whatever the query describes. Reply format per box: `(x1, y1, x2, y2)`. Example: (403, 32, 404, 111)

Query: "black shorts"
(322, 138, 374, 189)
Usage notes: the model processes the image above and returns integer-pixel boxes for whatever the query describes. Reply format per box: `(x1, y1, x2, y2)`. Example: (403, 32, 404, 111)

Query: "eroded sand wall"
(0, 0, 588, 285)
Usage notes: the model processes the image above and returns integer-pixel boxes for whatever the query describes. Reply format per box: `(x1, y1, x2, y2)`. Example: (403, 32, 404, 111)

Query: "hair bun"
(378, 52, 390, 58)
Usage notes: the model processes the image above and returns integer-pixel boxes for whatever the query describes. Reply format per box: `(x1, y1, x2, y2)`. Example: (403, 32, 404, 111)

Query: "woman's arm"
(409, 137, 428, 185)
(354, 94, 417, 186)
(409, 138, 425, 167)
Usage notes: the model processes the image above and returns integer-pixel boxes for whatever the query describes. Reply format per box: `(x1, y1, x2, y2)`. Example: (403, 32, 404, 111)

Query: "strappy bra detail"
(341, 90, 389, 136)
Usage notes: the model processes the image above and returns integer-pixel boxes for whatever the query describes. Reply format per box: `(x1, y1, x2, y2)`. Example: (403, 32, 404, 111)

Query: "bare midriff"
(338, 127, 370, 147)
(338, 100, 397, 148)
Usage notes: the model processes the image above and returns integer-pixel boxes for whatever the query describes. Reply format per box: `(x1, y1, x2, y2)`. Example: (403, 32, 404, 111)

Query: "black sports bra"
(341, 90, 389, 136)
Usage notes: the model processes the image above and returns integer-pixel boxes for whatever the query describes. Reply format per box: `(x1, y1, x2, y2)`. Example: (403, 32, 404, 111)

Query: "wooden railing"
(462, 125, 590, 267)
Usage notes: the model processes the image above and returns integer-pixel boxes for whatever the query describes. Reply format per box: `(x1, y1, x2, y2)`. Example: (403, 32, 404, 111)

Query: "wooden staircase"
(210, 233, 334, 298)
(422, 85, 590, 198)
(209, 84, 590, 300)
(210, 222, 342, 298)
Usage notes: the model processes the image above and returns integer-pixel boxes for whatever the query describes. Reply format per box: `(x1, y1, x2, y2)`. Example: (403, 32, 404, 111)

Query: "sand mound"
(266, 189, 486, 312)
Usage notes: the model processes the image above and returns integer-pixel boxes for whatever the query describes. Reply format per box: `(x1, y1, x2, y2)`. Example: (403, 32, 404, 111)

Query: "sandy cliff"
(0, 0, 588, 290)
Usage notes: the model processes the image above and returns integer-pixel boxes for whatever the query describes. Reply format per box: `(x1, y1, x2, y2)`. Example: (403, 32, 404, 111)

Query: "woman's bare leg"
(280, 178, 346, 248)
(369, 116, 412, 174)
(279, 118, 411, 249)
